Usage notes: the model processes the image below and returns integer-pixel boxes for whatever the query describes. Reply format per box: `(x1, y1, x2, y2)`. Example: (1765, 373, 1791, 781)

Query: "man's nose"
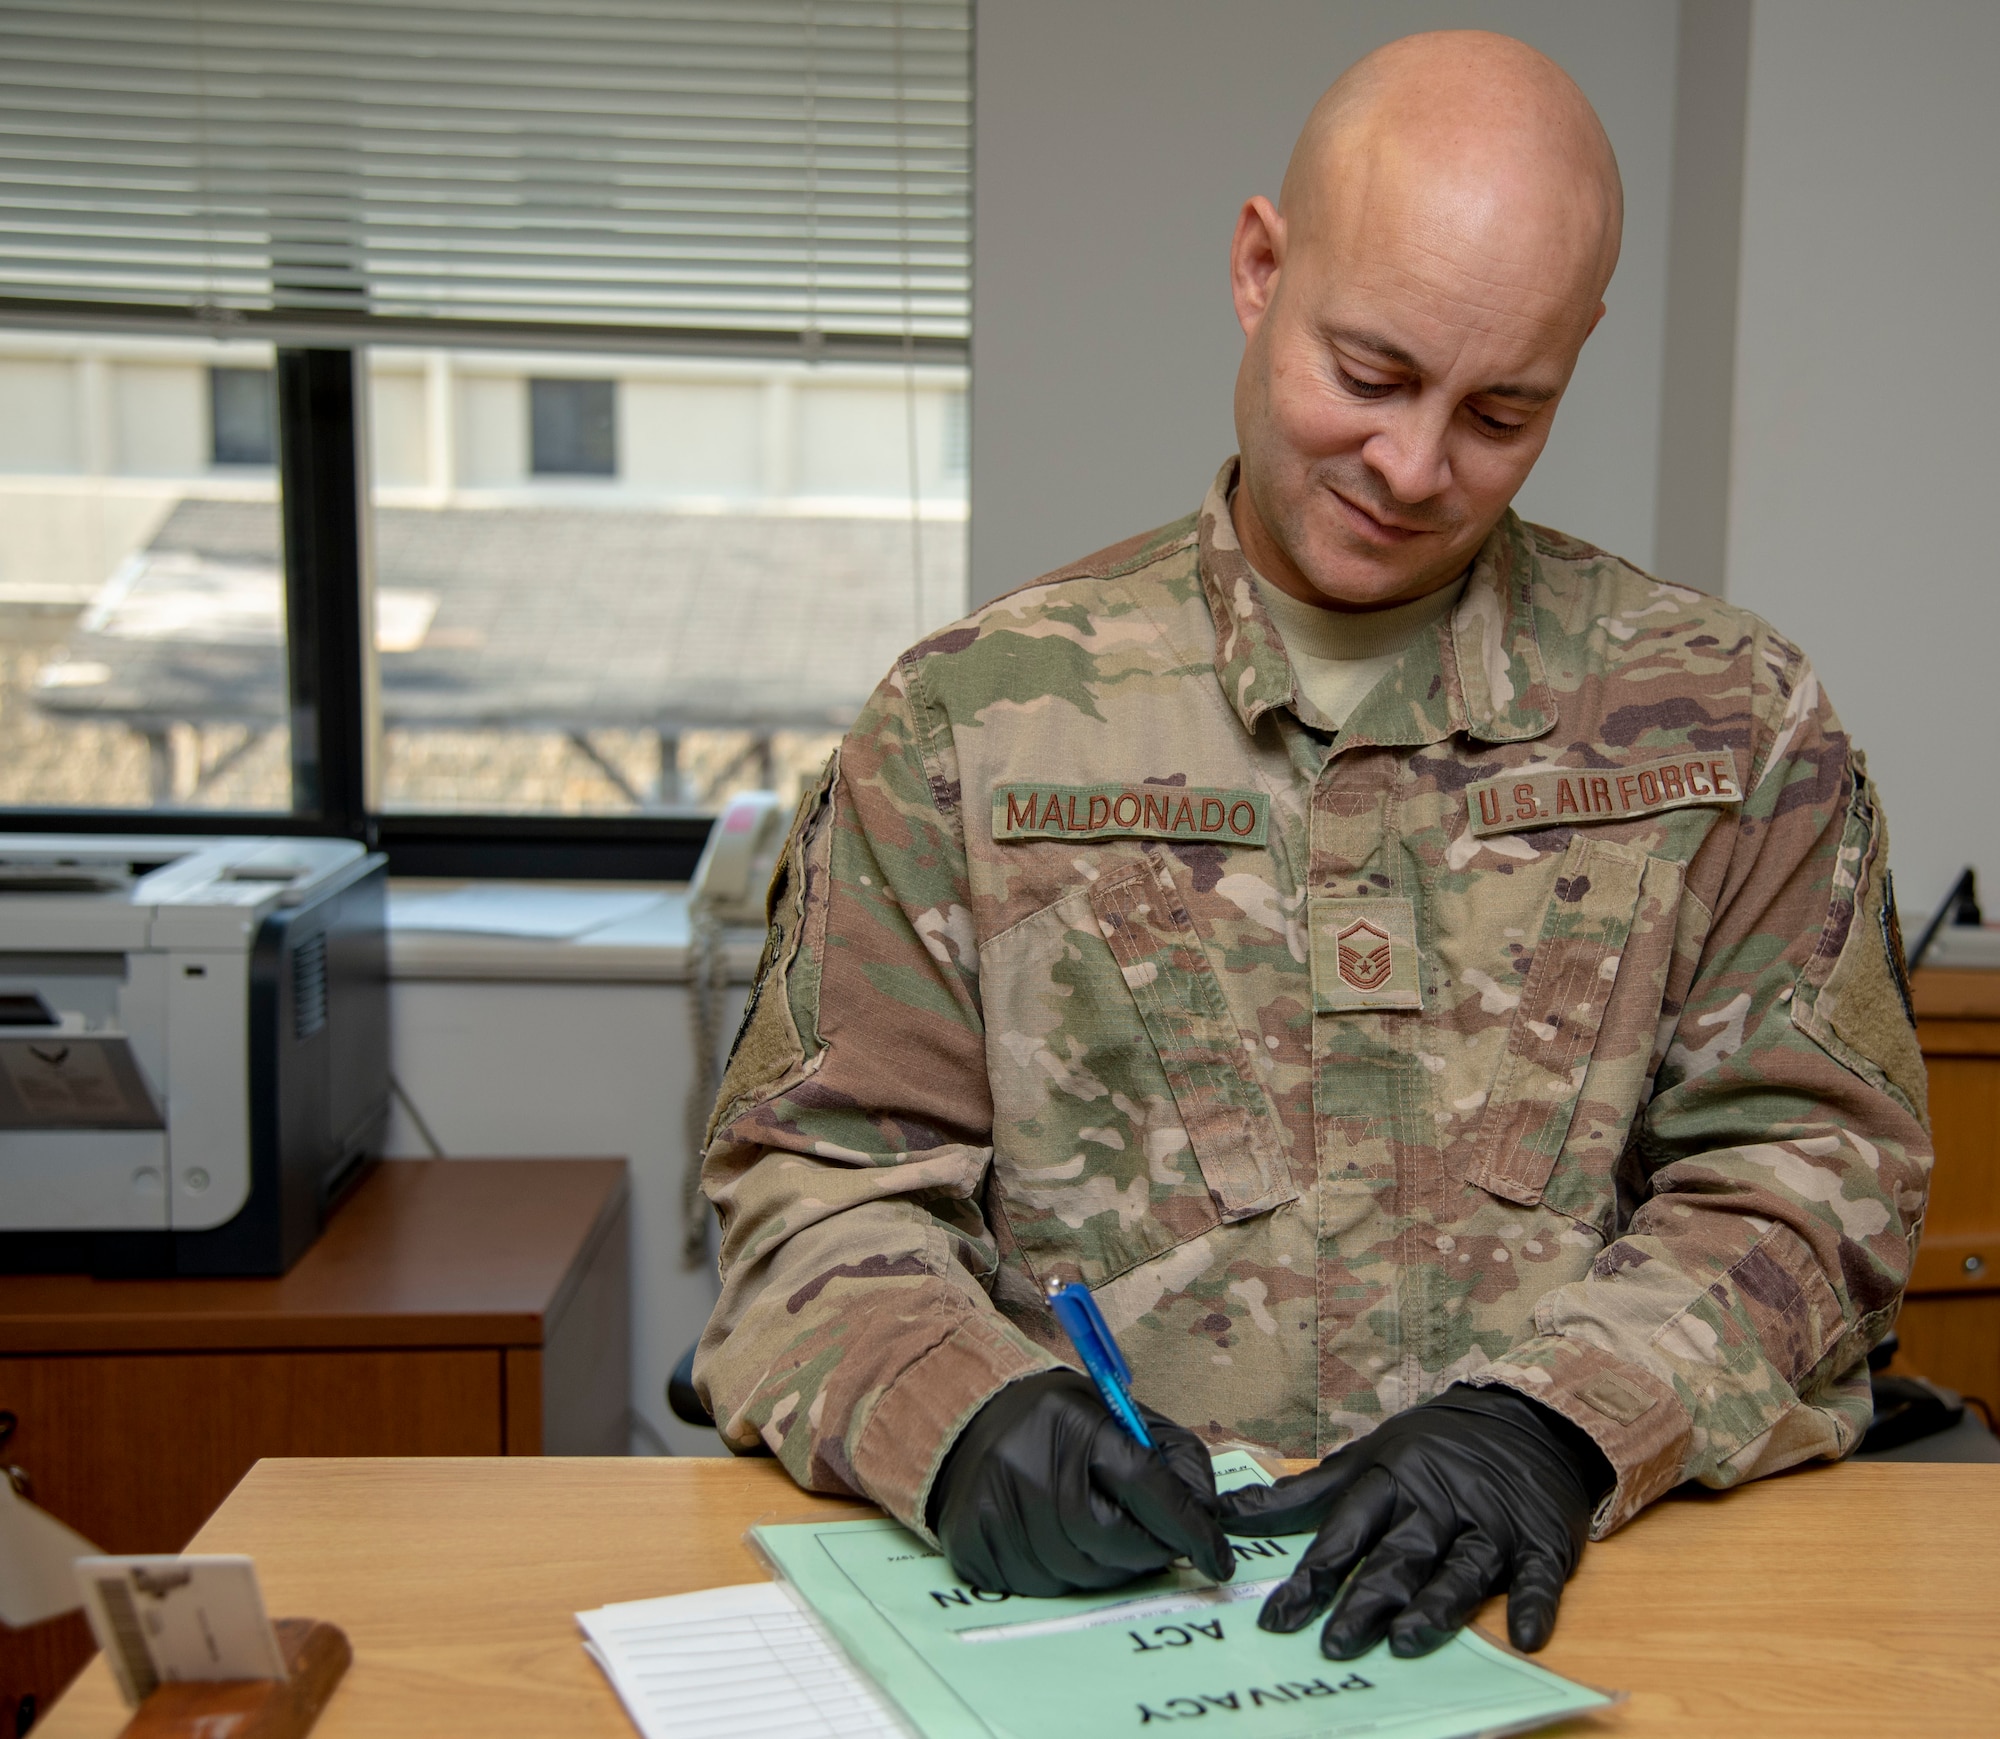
(1361, 405, 1452, 505)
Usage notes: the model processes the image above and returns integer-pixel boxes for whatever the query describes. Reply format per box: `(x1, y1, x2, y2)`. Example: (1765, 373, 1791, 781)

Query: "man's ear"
(1231, 196, 1285, 338)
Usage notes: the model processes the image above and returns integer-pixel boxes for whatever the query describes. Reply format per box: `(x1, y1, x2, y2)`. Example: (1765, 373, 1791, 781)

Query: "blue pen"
(1046, 1278, 1155, 1449)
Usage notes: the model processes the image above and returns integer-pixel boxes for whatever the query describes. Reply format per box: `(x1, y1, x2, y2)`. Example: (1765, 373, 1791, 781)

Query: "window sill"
(387, 878, 763, 984)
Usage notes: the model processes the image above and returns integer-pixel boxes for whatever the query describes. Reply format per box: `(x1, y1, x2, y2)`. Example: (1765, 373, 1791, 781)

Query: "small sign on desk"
(76, 1555, 350, 1739)
(76, 1556, 287, 1705)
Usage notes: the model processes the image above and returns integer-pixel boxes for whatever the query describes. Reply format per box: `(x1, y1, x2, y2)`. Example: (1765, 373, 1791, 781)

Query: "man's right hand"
(923, 1370, 1236, 1597)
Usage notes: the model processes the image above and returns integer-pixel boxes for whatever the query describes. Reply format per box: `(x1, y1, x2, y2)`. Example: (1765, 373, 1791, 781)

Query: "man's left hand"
(1215, 1385, 1613, 1660)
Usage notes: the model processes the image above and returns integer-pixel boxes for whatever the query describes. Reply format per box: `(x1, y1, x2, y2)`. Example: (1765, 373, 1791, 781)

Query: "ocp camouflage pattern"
(695, 459, 1932, 1542)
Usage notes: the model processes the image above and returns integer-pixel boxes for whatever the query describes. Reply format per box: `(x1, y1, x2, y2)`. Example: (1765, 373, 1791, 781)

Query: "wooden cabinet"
(1898, 971, 2000, 1409)
(0, 1159, 628, 1737)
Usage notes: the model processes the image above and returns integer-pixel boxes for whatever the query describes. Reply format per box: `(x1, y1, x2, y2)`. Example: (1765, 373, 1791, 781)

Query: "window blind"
(0, 0, 970, 358)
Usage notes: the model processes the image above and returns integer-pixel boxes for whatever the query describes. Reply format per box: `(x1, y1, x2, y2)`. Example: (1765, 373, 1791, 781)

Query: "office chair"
(1856, 1333, 2000, 1462)
(668, 1342, 715, 1429)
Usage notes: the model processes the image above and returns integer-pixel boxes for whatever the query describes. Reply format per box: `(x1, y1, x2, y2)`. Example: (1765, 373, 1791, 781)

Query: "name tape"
(1466, 755, 1741, 838)
(994, 783, 1269, 846)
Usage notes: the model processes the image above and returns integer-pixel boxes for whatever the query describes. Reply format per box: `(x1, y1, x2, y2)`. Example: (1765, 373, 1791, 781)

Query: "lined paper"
(579, 1580, 905, 1739)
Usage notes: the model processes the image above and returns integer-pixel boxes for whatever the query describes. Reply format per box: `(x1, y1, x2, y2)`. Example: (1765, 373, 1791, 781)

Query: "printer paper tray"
(0, 1036, 163, 1130)
(0, 1129, 170, 1230)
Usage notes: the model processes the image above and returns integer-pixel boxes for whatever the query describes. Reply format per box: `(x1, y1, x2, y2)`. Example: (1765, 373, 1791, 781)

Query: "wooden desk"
(33, 1456, 2000, 1739)
(1905, 969, 2000, 1406)
(0, 1160, 629, 1736)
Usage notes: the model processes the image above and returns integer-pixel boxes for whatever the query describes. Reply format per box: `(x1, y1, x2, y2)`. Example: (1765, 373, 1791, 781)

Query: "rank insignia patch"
(1310, 896, 1421, 1011)
(993, 782, 1268, 845)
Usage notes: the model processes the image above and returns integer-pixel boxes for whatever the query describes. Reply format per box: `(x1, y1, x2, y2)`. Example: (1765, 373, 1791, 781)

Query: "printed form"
(578, 1452, 1617, 1739)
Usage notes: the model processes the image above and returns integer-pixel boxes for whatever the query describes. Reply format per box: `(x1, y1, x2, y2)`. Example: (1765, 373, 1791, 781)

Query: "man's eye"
(1471, 408, 1528, 438)
(1335, 365, 1397, 399)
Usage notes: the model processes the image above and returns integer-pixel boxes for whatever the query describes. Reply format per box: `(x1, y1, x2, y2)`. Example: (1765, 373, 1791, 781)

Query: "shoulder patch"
(707, 749, 839, 1141)
(1789, 762, 1928, 1122)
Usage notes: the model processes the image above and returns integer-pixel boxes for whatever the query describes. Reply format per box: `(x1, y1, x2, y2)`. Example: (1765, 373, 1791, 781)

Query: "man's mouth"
(1327, 484, 1430, 545)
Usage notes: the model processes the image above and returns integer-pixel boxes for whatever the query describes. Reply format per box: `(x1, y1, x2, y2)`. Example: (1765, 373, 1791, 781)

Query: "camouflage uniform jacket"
(696, 459, 1932, 1544)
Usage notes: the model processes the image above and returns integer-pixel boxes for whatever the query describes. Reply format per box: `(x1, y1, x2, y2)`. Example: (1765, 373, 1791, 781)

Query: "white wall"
(970, 0, 1681, 601)
(1653, 0, 1750, 599)
(382, 974, 740, 1458)
(1725, 1, 2000, 919)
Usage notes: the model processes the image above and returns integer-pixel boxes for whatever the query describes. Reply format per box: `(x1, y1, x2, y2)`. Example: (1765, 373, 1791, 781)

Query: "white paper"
(1924, 924, 2000, 969)
(578, 1580, 905, 1739)
(0, 1478, 99, 1628)
(389, 884, 666, 940)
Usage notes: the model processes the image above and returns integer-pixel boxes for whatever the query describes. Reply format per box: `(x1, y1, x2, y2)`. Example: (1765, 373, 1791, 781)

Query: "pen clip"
(1046, 1281, 1152, 1449)
(1059, 1283, 1132, 1387)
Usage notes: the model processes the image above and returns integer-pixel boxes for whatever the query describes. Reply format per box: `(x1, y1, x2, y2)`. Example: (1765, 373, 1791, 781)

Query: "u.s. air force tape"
(994, 783, 1269, 845)
(1465, 754, 1742, 838)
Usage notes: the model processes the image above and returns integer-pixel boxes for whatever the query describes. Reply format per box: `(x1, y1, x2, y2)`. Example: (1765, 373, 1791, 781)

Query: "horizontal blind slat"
(0, 0, 969, 351)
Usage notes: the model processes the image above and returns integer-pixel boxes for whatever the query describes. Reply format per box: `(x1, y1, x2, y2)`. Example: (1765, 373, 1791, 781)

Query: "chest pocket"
(1464, 834, 1683, 1209)
(980, 849, 1295, 1288)
(1091, 851, 1297, 1223)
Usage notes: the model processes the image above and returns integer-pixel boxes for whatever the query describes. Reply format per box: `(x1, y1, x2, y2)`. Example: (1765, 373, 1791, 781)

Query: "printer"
(0, 835, 388, 1276)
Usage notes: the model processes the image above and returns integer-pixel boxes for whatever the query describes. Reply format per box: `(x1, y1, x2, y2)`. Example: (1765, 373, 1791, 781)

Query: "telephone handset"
(682, 789, 787, 1265)
(686, 790, 787, 925)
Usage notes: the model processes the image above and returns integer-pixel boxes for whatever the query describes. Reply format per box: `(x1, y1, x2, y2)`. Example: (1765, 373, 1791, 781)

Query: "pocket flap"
(1091, 852, 1297, 1222)
(1464, 835, 1650, 1206)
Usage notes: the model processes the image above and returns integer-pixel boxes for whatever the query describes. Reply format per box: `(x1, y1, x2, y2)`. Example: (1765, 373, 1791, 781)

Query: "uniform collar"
(1196, 458, 1556, 746)
(1197, 463, 1299, 728)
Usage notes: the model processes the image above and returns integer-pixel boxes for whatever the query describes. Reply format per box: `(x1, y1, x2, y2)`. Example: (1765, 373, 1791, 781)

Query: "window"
(370, 350, 965, 816)
(210, 368, 277, 467)
(0, 1, 971, 872)
(529, 379, 617, 478)
(0, 334, 294, 812)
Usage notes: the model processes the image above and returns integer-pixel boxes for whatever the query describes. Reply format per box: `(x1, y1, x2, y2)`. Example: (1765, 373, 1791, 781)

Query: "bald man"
(694, 31, 1929, 1662)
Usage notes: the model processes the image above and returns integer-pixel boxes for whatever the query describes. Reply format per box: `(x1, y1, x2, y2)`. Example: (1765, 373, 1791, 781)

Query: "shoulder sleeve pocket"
(1790, 761, 1928, 1123)
(1090, 849, 1296, 1222)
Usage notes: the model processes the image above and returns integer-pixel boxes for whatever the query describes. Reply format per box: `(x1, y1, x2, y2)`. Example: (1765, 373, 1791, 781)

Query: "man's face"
(1231, 175, 1605, 608)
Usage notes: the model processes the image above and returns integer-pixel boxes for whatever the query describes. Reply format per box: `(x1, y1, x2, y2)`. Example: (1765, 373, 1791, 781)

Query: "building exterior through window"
(0, 333, 968, 815)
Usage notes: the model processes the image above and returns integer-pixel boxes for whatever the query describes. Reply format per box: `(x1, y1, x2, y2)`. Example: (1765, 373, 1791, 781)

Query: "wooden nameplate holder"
(119, 1619, 351, 1739)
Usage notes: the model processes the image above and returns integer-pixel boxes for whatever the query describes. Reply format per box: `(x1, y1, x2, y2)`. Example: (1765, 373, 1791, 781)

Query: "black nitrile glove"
(1217, 1384, 1613, 1660)
(924, 1369, 1236, 1598)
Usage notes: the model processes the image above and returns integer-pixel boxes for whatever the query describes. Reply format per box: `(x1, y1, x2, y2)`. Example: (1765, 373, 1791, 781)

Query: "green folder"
(752, 1451, 1618, 1739)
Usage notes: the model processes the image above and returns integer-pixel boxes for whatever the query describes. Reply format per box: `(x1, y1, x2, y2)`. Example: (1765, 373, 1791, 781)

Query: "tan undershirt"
(1252, 569, 1468, 729)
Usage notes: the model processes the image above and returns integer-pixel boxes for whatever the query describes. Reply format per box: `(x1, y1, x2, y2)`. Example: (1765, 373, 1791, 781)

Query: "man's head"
(1231, 31, 1622, 609)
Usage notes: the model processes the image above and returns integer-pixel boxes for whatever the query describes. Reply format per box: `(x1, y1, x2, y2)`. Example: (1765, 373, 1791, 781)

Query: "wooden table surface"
(35, 1456, 2000, 1738)
(0, 1159, 628, 1353)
